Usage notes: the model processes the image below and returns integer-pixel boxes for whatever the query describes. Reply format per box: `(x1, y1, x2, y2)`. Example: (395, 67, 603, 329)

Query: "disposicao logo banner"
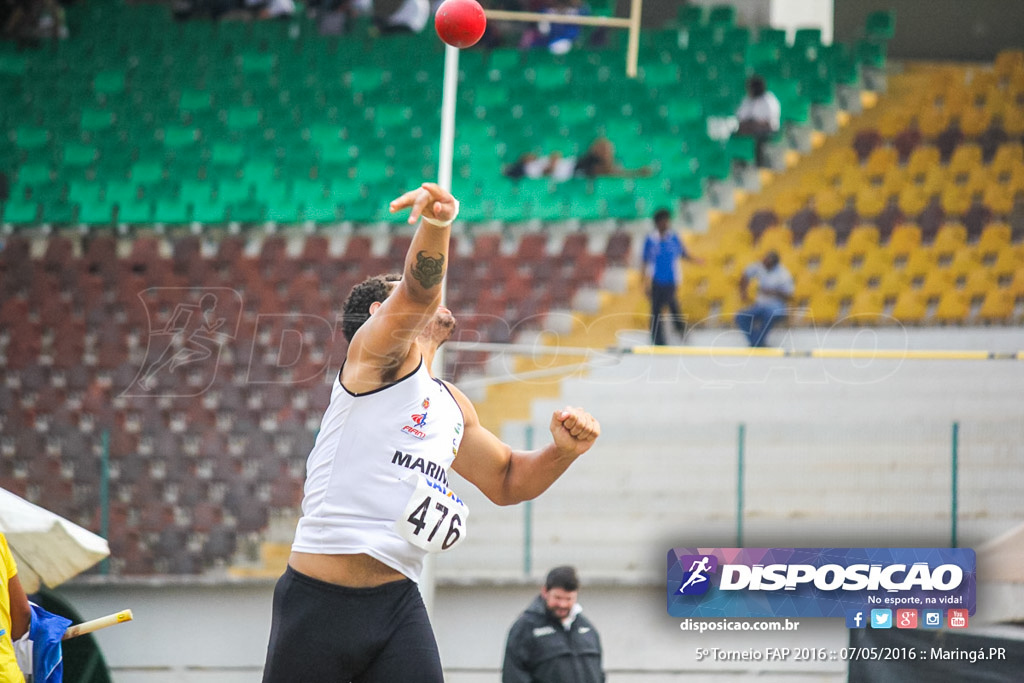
(667, 548, 976, 619)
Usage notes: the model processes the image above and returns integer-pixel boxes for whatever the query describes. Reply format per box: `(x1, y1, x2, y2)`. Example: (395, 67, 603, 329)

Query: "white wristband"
(421, 199, 459, 227)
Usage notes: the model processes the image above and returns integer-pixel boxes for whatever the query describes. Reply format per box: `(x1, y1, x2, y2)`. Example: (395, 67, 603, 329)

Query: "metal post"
(524, 424, 534, 576)
(951, 421, 959, 548)
(737, 423, 745, 548)
(100, 429, 110, 574)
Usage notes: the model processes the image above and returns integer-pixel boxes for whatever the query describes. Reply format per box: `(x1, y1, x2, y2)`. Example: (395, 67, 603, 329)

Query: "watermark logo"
(123, 288, 242, 398)
(668, 548, 975, 621)
(676, 555, 718, 596)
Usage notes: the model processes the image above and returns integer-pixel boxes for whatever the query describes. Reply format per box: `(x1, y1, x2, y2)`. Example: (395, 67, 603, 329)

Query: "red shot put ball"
(434, 0, 487, 49)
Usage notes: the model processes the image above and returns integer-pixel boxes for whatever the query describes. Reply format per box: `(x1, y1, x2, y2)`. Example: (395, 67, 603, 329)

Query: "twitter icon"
(870, 609, 892, 629)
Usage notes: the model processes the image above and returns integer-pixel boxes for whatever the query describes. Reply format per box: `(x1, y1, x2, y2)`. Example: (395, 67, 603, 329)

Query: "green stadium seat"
(707, 5, 736, 28)
(130, 161, 163, 184)
(229, 200, 265, 223)
(93, 70, 126, 96)
(118, 199, 153, 224)
(62, 142, 98, 168)
(677, 4, 704, 27)
(302, 198, 338, 222)
(105, 180, 139, 205)
(68, 180, 103, 204)
(41, 201, 75, 224)
(865, 10, 896, 41)
(14, 126, 50, 150)
(226, 107, 262, 131)
(487, 48, 520, 74)
(77, 198, 115, 226)
(2, 200, 38, 224)
(154, 198, 191, 224)
(80, 108, 115, 132)
(16, 162, 52, 185)
(191, 197, 228, 223)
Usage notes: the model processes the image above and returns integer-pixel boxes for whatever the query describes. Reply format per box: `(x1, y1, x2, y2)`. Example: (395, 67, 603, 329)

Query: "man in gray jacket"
(502, 566, 605, 683)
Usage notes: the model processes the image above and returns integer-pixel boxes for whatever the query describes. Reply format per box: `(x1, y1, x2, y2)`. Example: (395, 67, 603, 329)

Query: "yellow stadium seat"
(864, 146, 899, 177)
(837, 166, 863, 197)
(945, 246, 982, 280)
(791, 269, 823, 302)
(876, 268, 910, 298)
(854, 246, 890, 282)
(939, 184, 973, 215)
(806, 290, 841, 325)
(959, 268, 997, 298)
(1011, 269, 1024, 298)
(994, 49, 1024, 79)
(824, 148, 858, 182)
(982, 181, 1016, 215)
(829, 270, 866, 299)
(977, 289, 1015, 323)
(814, 249, 849, 281)
(854, 187, 888, 220)
(878, 107, 915, 138)
(801, 225, 836, 253)
(756, 224, 793, 254)
(990, 143, 1024, 177)
(772, 188, 812, 222)
(932, 222, 967, 257)
(906, 145, 940, 177)
(1003, 102, 1024, 137)
(901, 249, 936, 282)
(948, 143, 984, 175)
(918, 108, 951, 138)
(845, 225, 881, 255)
(919, 268, 956, 298)
(960, 109, 993, 139)
(887, 224, 923, 256)
(814, 188, 847, 221)
(848, 289, 886, 324)
(934, 290, 971, 323)
(989, 247, 1022, 281)
(891, 290, 928, 324)
(978, 221, 1012, 254)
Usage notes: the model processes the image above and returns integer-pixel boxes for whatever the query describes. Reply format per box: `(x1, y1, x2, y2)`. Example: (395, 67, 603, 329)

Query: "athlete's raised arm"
(446, 382, 600, 506)
(343, 183, 459, 391)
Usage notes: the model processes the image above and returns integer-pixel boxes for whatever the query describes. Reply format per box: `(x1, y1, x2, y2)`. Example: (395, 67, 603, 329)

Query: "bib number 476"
(397, 475, 469, 553)
(406, 497, 462, 550)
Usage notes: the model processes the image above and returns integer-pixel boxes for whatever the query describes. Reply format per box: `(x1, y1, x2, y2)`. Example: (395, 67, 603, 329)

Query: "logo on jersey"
(402, 398, 430, 439)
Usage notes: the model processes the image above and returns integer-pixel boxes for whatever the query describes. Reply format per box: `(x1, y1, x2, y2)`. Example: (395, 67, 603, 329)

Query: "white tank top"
(292, 359, 467, 581)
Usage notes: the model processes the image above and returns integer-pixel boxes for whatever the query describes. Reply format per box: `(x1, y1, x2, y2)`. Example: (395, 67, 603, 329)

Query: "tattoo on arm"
(411, 251, 445, 290)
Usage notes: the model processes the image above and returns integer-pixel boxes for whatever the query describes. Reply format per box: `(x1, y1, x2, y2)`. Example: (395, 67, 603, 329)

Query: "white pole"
(422, 40, 461, 620)
(626, 0, 643, 78)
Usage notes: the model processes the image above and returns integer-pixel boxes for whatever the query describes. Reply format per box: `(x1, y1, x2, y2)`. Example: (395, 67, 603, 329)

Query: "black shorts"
(262, 565, 444, 683)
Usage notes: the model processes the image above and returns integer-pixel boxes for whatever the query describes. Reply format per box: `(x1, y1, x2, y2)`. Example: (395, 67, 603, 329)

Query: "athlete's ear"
(369, 301, 383, 315)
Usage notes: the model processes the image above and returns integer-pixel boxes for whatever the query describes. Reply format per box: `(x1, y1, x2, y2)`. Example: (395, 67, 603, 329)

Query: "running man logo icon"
(676, 555, 718, 595)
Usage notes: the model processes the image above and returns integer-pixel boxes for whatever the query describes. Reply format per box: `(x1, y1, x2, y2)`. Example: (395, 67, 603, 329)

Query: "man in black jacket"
(502, 566, 605, 683)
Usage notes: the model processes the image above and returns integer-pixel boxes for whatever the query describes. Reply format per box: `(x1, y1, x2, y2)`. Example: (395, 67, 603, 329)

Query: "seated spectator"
(735, 250, 794, 348)
(574, 137, 652, 179)
(519, 0, 590, 55)
(376, 0, 429, 34)
(504, 151, 577, 182)
(735, 75, 782, 167)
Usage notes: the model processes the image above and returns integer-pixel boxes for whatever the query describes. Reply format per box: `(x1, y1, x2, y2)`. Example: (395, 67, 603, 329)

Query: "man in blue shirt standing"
(642, 208, 703, 345)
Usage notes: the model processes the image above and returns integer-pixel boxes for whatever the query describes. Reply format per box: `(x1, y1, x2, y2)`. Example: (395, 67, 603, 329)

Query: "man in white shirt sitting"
(735, 75, 782, 167)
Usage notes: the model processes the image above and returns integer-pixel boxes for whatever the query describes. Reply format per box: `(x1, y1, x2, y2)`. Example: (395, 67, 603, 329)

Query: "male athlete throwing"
(262, 183, 601, 683)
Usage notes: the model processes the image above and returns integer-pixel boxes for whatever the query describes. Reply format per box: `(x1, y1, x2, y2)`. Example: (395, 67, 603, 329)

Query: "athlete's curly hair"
(341, 274, 402, 342)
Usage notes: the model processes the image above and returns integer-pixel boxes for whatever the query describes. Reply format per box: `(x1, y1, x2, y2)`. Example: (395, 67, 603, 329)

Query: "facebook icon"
(846, 610, 867, 629)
